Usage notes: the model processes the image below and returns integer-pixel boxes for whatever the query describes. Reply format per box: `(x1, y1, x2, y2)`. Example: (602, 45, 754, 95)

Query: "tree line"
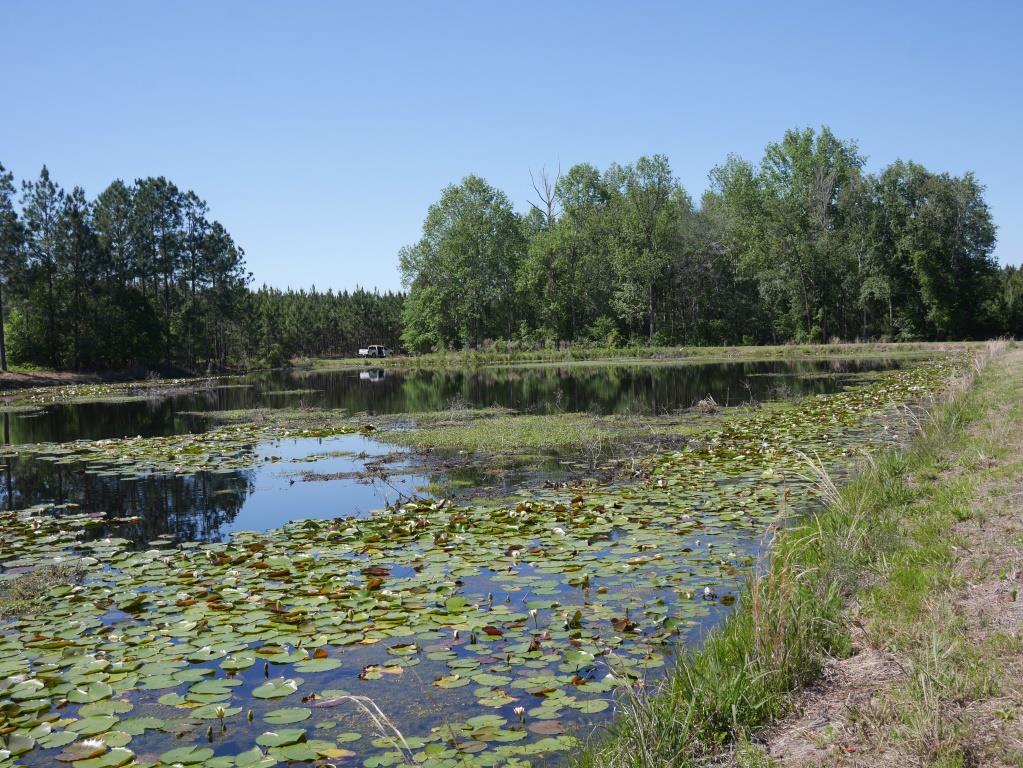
(400, 126, 1023, 350)
(0, 163, 402, 372)
(3, 127, 1021, 373)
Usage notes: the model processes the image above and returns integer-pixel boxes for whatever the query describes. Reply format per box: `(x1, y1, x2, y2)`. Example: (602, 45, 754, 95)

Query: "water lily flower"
(552, 527, 566, 536)
(513, 706, 525, 721)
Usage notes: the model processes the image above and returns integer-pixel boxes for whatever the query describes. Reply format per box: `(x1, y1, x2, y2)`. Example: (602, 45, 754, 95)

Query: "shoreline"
(574, 341, 1020, 767)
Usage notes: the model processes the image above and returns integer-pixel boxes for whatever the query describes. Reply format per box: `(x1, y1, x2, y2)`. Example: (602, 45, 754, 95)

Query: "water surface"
(3, 358, 899, 445)
(0, 358, 903, 543)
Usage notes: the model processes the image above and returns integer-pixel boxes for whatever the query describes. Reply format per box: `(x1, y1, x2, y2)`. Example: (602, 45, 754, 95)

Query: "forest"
(0, 165, 403, 371)
(400, 126, 1023, 351)
(2, 125, 1023, 373)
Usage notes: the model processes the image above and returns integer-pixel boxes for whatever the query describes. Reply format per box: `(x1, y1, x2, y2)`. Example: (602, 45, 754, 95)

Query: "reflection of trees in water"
(391, 358, 902, 415)
(0, 454, 253, 545)
(0, 357, 904, 545)
(4, 383, 267, 445)
(2, 359, 905, 447)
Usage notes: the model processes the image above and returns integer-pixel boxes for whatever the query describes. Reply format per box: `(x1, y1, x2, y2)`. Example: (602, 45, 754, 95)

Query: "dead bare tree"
(527, 165, 563, 346)
(529, 165, 561, 229)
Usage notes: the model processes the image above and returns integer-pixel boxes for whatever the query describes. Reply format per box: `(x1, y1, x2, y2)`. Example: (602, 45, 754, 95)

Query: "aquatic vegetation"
(0, 358, 964, 767)
(0, 410, 365, 478)
(0, 562, 87, 618)
(378, 412, 705, 458)
(2, 378, 219, 407)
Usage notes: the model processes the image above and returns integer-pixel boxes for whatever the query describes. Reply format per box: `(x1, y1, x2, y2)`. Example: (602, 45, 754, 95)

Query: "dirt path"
(758, 349, 1023, 767)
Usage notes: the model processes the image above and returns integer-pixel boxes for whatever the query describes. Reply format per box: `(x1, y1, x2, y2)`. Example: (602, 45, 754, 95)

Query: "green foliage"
(402, 127, 1006, 351)
(0, 164, 404, 372)
(399, 175, 525, 350)
(1, 125, 1012, 374)
(246, 285, 403, 364)
(1000, 266, 1023, 337)
(7, 167, 249, 370)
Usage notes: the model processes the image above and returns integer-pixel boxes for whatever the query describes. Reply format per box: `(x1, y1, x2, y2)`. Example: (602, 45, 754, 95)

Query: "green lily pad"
(252, 678, 301, 699)
(263, 707, 312, 725)
(255, 728, 306, 747)
(158, 745, 215, 765)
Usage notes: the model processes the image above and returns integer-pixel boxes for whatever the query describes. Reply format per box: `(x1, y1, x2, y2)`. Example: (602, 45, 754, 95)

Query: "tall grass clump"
(575, 341, 1007, 768)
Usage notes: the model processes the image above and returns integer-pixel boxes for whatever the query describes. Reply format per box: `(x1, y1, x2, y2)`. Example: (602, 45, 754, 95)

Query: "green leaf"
(158, 745, 214, 764)
(252, 678, 300, 699)
(255, 728, 306, 747)
(263, 707, 311, 725)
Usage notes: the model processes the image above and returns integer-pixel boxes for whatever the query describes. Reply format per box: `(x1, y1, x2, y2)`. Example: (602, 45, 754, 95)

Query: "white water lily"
(552, 526, 566, 536)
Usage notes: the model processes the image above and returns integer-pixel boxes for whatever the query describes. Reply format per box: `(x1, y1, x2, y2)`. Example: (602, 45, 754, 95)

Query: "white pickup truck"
(358, 344, 392, 358)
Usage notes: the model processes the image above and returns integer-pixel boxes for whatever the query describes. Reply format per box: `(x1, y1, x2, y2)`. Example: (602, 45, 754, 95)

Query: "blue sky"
(3, 1, 1020, 292)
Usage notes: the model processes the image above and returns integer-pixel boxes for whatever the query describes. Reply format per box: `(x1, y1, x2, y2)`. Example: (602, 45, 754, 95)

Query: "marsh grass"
(0, 562, 86, 618)
(574, 341, 1009, 768)
(378, 411, 702, 460)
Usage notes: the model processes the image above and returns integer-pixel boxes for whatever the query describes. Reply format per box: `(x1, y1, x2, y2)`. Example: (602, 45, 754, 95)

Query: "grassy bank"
(295, 341, 972, 371)
(574, 342, 1011, 768)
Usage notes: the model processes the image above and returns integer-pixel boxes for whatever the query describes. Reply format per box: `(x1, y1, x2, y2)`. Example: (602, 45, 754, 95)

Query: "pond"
(2, 357, 900, 445)
(0, 359, 898, 543)
(0, 355, 953, 768)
